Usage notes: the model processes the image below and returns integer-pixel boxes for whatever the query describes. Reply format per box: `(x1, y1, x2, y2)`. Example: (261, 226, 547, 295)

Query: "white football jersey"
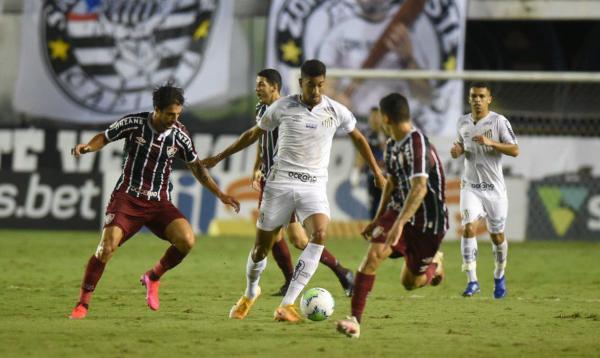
(257, 94, 356, 180)
(456, 111, 517, 195)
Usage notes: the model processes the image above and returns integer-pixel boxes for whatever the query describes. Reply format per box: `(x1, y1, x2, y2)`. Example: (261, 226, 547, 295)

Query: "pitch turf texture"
(1, 231, 599, 357)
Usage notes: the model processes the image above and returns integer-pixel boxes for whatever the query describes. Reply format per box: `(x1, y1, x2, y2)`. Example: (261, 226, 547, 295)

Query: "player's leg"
(70, 227, 123, 319)
(275, 213, 328, 321)
(286, 218, 355, 297)
(484, 195, 509, 299)
(398, 225, 445, 290)
(460, 189, 485, 297)
(230, 227, 281, 319)
(270, 227, 293, 296)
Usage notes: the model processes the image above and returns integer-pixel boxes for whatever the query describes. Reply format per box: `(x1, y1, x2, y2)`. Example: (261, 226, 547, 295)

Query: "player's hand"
(374, 172, 387, 189)
(251, 169, 263, 191)
(201, 154, 222, 169)
(384, 220, 403, 251)
(361, 221, 378, 240)
(473, 135, 492, 146)
(220, 194, 240, 213)
(71, 144, 91, 157)
(450, 142, 464, 158)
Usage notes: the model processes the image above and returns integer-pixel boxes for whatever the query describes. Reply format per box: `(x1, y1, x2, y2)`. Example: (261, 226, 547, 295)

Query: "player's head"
(379, 93, 410, 138)
(152, 83, 184, 131)
(355, 0, 393, 21)
(256, 68, 282, 105)
(468, 82, 493, 118)
(299, 59, 326, 107)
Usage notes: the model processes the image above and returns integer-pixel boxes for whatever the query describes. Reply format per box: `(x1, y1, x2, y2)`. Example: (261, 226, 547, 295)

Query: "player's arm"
(71, 132, 109, 157)
(251, 142, 263, 191)
(385, 176, 428, 249)
(348, 128, 386, 188)
(202, 125, 265, 168)
(472, 136, 519, 157)
(186, 159, 240, 213)
(361, 175, 396, 239)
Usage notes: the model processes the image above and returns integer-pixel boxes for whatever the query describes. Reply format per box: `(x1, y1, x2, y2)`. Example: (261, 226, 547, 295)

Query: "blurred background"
(0, 0, 598, 241)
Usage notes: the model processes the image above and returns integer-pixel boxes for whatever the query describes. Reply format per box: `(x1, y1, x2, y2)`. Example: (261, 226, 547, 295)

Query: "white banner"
(14, 0, 233, 123)
(266, 0, 467, 136)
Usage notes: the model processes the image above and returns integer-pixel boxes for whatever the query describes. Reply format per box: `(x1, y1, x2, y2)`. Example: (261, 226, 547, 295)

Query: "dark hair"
(300, 59, 326, 78)
(379, 93, 410, 123)
(469, 81, 492, 95)
(153, 83, 185, 111)
(257, 68, 282, 92)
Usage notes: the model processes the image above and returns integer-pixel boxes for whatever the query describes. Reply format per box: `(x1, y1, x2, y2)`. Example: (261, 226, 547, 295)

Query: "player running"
(337, 92, 448, 338)
(251, 68, 354, 298)
(68, 84, 239, 319)
(202, 60, 385, 322)
(450, 82, 519, 299)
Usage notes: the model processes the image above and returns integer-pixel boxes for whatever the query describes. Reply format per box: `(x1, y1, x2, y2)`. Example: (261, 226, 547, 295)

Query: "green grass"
(1, 230, 599, 357)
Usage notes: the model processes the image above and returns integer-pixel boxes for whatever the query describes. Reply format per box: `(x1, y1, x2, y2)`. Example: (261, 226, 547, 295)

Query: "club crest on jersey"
(166, 146, 178, 158)
(321, 116, 335, 128)
(41, 0, 218, 114)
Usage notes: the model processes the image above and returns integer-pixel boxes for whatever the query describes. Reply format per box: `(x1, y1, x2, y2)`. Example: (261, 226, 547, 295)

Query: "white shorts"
(256, 181, 330, 231)
(460, 189, 508, 234)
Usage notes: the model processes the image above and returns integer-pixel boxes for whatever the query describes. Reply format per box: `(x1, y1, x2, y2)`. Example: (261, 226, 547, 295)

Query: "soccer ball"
(300, 287, 335, 321)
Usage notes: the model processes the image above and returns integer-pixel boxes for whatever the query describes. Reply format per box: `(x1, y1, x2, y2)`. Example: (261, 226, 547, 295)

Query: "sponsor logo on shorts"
(288, 171, 317, 183)
(104, 213, 115, 225)
(372, 225, 384, 239)
(471, 182, 495, 191)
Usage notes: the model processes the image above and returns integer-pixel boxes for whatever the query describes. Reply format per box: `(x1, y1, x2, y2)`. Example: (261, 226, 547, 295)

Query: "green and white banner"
(14, 0, 233, 123)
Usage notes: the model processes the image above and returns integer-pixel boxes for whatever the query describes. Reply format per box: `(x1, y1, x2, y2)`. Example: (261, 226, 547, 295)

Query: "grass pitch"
(1, 230, 599, 357)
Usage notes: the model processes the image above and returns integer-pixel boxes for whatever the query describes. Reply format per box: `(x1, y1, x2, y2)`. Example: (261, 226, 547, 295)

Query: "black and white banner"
(266, 0, 467, 136)
(14, 0, 233, 123)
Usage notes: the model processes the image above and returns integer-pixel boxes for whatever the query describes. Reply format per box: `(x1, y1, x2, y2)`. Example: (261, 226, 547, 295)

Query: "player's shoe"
(494, 276, 507, 299)
(336, 316, 360, 338)
(140, 273, 160, 311)
(229, 287, 261, 319)
(339, 269, 355, 297)
(273, 304, 302, 322)
(271, 282, 289, 297)
(430, 251, 445, 286)
(462, 281, 480, 297)
(69, 303, 88, 320)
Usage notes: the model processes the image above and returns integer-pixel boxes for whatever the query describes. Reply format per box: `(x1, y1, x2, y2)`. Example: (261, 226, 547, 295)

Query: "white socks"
(281, 242, 324, 306)
(244, 250, 267, 300)
(492, 239, 508, 279)
(461, 236, 478, 282)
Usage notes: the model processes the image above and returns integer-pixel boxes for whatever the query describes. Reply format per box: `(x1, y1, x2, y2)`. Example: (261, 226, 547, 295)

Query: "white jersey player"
(202, 60, 386, 322)
(450, 82, 519, 299)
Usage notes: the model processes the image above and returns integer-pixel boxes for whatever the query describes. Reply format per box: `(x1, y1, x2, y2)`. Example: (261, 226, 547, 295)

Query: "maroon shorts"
(258, 177, 297, 224)
(104, 191, 186, 245)
(369, 208, 444, 276)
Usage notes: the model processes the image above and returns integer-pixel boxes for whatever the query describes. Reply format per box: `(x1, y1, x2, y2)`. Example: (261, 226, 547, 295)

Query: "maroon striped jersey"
(104, 112, 198, 202)
(385, 129, 448, 234)
(255, 102, 278, 177)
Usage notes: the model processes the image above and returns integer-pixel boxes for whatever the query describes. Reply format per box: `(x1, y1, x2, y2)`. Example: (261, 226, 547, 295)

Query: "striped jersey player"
(451, 82, 519, 299)
(68, 84, 239, 320)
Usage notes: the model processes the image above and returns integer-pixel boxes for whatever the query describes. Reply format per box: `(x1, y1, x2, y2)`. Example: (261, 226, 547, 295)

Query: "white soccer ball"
(300, 287, 335, 321)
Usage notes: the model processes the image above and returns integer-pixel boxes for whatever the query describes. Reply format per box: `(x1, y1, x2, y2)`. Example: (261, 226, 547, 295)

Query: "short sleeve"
(410, 132, 429, 179)
(455, 119, 464, 145)
(174, 126, 198, 163)
(337, 105, 356, 133)
(104, 115, 144, 142)
(498, 116, 517, 144)
(257, 102, 281, 131)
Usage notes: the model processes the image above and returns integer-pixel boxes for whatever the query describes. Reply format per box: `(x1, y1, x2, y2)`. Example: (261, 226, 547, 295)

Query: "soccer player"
(202, 59, 385, 322)
(251, 69, 355, 297)
(68, 84, 240, 319)
(337, 92, 448, 338)
(450, 82, 519, 299)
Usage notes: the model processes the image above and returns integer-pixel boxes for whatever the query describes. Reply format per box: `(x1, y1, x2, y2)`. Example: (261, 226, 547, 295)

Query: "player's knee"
(363, 249, 384, 273)
(463, 224, 476, 237)
(310, 229, 327, 245)
(95, 238, 117, 263)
